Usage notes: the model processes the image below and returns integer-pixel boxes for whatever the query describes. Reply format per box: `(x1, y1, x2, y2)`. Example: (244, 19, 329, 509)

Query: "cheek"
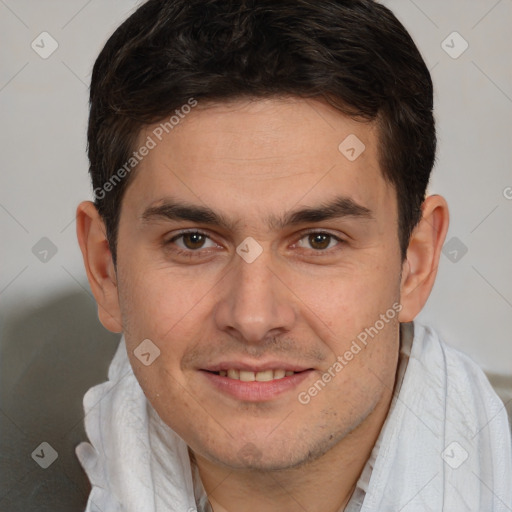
(288, 257, 400, 336)
(118, 256, 214, 340)
(118, 270, 204, 406)
(117, 260, 224, 386)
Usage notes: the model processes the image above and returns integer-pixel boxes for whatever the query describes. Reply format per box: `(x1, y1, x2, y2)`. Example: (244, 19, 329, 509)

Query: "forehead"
(125, 97, 394, 222)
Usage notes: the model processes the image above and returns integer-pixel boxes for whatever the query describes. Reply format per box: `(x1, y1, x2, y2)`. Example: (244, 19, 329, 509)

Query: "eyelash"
(164, 229, 345, 257)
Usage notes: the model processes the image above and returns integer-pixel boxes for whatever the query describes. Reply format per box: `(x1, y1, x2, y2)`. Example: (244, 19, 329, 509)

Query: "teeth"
(227, 369, 239, 379)
(255, 370, 274, 382)
(239, 370, 256, 382)
(218, 369, 295, 381)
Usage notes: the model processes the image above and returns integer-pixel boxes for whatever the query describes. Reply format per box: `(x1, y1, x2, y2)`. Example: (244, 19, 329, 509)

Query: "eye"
(297, 232, 341, 251)
(170, 231, 218, 251)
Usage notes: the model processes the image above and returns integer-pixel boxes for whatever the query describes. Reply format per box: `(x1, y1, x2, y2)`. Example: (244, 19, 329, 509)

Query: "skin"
(77, 97, 449, 512)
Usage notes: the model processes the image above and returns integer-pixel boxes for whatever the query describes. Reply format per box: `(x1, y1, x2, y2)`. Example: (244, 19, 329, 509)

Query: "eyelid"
(295, 228, 344, 243)
(166, 229, 220, 248)
(163, 228, 345, 253)
(167, 228, 211, 241)
(297, 227, 344, 238)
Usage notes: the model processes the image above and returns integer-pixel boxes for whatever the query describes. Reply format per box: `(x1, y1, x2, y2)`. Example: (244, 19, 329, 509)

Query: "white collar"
(76, 322, 512, 511)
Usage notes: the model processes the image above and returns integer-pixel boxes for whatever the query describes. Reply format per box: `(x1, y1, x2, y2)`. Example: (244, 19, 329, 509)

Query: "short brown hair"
(88, 0, 435, 265)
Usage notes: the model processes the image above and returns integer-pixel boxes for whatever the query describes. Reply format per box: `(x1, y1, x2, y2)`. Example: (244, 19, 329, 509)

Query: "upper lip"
(201, 360, 313, 372)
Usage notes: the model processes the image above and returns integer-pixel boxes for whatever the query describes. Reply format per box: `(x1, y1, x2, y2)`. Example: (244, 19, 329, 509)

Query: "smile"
(200, 368, 314, 401)
(214, 369, 295, 381)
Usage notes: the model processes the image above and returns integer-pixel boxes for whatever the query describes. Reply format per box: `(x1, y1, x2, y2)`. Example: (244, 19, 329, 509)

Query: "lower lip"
(200, 370, 314, 402)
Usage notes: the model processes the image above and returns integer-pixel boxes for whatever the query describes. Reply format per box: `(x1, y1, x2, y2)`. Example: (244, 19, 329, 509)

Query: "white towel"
(76, 322, 512, 511)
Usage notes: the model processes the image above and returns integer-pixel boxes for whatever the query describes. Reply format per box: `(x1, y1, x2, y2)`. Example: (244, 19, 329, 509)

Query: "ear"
(76, 201, 123, 333)
(399, 195, 450, 322)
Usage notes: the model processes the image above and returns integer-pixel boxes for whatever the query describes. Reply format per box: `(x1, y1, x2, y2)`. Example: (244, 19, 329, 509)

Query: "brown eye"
(181, 233, 207, 250)
(296, 232, 341, 251)
(165, 230, 220, 259)
(308, 233, 331, 250)
(169, 231, 216, 251)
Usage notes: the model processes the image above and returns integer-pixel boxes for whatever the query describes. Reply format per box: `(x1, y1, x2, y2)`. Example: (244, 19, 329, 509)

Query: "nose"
(213, 249, 297, 345)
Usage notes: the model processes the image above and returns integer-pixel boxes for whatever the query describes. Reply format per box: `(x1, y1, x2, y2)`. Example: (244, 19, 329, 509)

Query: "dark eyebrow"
(141, 201, 237, 230)
(272, 196, 373, 229)
(141, 195, 373, 230)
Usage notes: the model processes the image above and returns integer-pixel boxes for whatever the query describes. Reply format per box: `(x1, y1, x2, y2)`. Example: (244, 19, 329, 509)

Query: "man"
(75, 0, 512, 510)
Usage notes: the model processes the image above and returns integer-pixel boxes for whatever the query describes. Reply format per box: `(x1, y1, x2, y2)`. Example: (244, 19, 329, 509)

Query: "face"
(114, 97, 403, 471)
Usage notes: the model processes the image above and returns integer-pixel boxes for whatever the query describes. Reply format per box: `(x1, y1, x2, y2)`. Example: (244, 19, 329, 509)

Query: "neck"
(193, 386, 394, 512)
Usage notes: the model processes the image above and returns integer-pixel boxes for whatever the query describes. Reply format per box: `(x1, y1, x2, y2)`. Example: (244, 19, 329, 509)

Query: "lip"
(200, 369, 314, 402)
(201, 360, 312, 372)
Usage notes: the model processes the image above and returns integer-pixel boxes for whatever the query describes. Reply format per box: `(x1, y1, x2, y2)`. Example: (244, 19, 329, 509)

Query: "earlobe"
(398, 195, 450, 322)
(76, 201, 123, 333)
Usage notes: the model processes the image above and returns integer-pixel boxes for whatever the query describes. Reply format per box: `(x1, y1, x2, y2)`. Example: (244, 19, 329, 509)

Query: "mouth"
(200, 367, 314, 402)
(206, 368, 297, 381)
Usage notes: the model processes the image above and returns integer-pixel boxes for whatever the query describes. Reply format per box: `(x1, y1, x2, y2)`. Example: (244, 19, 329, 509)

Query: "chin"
(204, 433, 336, 472)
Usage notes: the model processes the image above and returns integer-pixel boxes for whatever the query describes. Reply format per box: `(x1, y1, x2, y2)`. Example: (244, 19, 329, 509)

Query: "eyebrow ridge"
(272, 196, 373, 229)
(141, 201, 235, 230)
(140, 195, 373, 231)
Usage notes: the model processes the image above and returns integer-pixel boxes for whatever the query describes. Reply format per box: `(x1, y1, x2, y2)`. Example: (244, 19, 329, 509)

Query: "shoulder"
(409, 321, 511, 434)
